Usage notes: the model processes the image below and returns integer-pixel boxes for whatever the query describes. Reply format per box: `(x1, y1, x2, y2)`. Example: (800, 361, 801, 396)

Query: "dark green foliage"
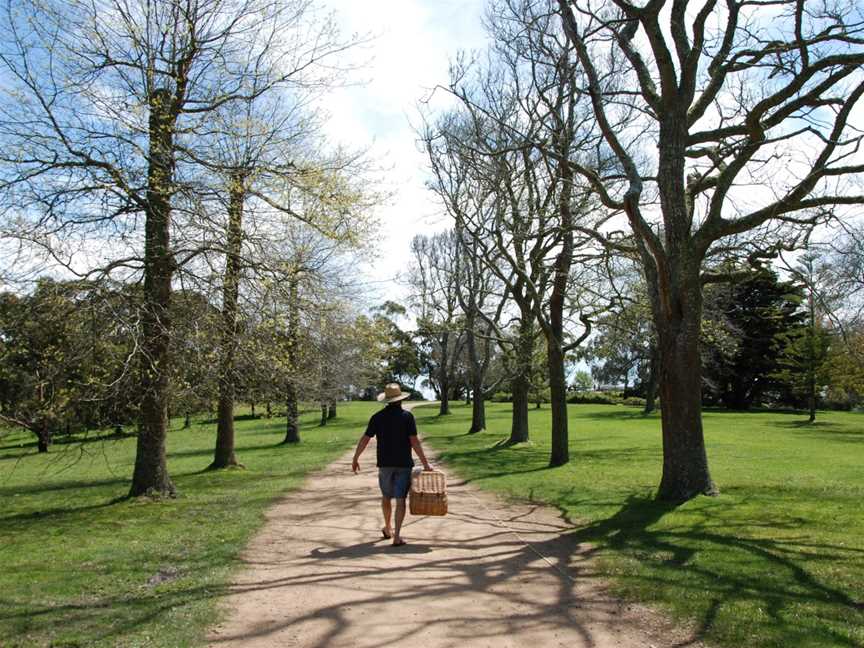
(702, 268, 806, 409)
(371, 301, 423, 392)
(0, 280, 140, 448)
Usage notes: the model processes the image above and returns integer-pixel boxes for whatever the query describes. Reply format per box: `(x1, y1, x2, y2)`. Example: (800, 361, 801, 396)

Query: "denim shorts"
(378, 467, 412, 499)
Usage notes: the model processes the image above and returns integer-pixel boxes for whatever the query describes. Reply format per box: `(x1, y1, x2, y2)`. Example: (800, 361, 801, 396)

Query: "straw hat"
(377, 383, 411, 403)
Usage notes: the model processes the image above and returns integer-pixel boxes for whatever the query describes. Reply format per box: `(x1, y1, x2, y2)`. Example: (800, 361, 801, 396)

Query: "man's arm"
(410, 436, 433, 471)
(352, 434, 371, 473)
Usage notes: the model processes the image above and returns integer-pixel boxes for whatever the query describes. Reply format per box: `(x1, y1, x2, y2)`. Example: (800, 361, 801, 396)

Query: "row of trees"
(0, 0, 384, 495)
(413, 0, 864, 501)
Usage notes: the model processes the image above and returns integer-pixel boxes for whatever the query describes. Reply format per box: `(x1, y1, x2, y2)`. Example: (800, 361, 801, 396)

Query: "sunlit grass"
(417, 403, 864, 648)
(0, 402, 377, 648)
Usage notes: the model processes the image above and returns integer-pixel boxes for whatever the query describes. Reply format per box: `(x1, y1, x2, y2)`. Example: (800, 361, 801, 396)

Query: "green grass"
(415, 403, 864, 648)
(0, 402, 378, 648)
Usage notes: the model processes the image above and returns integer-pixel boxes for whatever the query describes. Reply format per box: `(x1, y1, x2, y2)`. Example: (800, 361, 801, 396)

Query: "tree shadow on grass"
(561, 495, 864, 647)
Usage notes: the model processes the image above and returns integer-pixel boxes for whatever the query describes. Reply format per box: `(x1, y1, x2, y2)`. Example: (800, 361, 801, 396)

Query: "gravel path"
(207, 406, 704, 648)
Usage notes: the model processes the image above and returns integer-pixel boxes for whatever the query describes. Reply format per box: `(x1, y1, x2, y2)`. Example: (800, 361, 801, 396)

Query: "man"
(352, 383, 432, 547)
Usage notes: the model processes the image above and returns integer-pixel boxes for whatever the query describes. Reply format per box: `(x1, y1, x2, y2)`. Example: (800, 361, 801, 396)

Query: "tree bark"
(282, 269, 301, 444)
(653, 271, 718, 501)
(319, 403, 328, 426)
(465, 326, 485, 433)
(438, 331, 451, 416)
(130, 88, 176, 497)
(283, 380, 300, 443)
(211, 174, 245, 470)
(545, 114, 573, 468)
(328, 401, 337, 419)
(509, 317, 534, 444)
(546, 335, 569, 466)
(36, 425, 51, 453)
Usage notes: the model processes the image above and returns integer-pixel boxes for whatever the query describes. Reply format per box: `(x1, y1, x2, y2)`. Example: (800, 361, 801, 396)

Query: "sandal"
(381, 528, 392, 539)
(392, 538, 407, 547)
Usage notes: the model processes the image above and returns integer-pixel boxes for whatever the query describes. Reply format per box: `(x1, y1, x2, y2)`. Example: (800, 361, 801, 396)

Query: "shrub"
(567, 391, 619, 405)
(622, 396, 647, 407)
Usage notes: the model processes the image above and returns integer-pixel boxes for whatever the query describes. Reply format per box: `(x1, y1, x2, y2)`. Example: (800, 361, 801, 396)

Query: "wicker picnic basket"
(409, 468, 448, 516)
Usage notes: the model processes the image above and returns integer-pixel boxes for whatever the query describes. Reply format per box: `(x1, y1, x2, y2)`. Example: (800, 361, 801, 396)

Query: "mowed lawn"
(416, 403, 864, 648)
(0, 402, 378, 648)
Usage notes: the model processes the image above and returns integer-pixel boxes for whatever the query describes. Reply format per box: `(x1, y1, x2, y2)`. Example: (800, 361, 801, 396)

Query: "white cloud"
(320, 0, 489, 306)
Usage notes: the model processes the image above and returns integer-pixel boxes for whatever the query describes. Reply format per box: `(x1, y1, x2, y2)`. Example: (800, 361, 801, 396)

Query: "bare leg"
(393, 498, 407, 545)
(381, 497, 392, 538)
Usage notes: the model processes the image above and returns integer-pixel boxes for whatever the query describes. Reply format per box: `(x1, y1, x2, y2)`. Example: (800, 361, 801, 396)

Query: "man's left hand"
(352, 458, 360, 473)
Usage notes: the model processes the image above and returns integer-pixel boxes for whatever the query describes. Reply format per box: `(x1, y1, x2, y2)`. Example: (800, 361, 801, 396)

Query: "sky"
(319, 0, 490, 306)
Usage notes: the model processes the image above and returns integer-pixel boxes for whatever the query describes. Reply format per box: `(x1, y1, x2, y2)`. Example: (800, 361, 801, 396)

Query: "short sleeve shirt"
(364, 404, 417, 468)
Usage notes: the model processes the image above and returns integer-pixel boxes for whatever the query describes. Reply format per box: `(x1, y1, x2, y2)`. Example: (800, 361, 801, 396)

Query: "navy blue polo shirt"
(364, 403, 417, 467)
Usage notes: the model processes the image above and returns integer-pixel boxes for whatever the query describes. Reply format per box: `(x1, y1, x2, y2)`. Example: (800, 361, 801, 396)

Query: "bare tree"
(425, 3, 607, 465)
(409, 231, 465, 416)
(454, 228, 505, 433)
(551, 0, 864, 500)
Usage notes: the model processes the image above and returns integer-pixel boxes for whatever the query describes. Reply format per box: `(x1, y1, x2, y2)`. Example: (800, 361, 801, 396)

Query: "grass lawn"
(0, 401, 377, 648)
(415, 402, 864, 648)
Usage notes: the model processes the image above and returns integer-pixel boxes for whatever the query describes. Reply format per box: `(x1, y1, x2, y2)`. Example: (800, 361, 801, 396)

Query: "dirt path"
(207, 406, 704, 648)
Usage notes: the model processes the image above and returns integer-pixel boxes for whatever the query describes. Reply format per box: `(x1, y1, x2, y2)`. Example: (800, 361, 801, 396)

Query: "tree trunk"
(465, 326, 485, 433)
(36, 425, 51, 453)
(250, 401, 256, 418)
(211, 175, 245, 470)
(282, 379, 300, 444)
(439, 331, 451, 415)
(545, 112, 573, 469)
(546, 336, 568, 467)
(654, 273, 718, 501)
(319, 403, 328, 426)
(266, 402, 272, 418)
(643, 345, 659, 415)
(130, 88, 176, 498)
(807, 286, 817, 423)
(328, 401, 337, 419)
(470, 381, 485, 433)
(508, 317, 534, 444)
(183, 413, 191, 429)
(282, 271, 301, 444)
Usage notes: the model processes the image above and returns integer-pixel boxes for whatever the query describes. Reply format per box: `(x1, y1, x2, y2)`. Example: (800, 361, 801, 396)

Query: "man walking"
(352, 383, 432, 547)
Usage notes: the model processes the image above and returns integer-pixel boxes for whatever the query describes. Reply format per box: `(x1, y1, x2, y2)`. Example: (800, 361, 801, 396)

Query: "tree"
(0, 280, 141, 450)
(701, 267, 805, 409)
(454, 229, 504, 433)
(410, 231, 465, 416)
(571, 370, 593, 392)
(430, 14, 609, 465)
(369, 301, 423, 391)
(555, 0, 864, 500)
(168, 289, 221, 428)
(772, 253, 832, 421)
